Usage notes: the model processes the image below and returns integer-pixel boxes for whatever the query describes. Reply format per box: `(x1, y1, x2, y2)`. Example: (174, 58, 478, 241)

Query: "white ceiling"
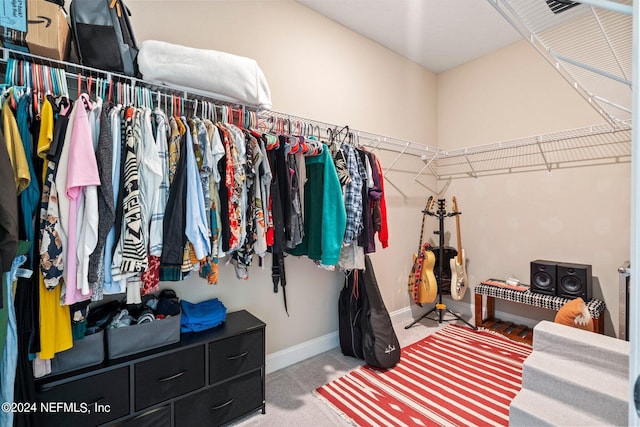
(297, 0, 523, 73)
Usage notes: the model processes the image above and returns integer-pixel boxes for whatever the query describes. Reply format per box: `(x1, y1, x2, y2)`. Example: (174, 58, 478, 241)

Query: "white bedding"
(137, 40, 272, 109)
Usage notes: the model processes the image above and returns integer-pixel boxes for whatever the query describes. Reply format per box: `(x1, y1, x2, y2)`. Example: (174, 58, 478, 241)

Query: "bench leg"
(594, 315, 604, 335)
(475, 294, 496, 328)
(475, 294, 483, 328)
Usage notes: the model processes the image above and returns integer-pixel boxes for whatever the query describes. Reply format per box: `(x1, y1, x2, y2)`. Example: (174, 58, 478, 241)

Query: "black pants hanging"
(13, 276, 37, 427)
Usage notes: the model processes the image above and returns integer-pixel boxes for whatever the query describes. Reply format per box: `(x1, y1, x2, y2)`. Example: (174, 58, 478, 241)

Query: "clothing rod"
(0, 47, 438, 159)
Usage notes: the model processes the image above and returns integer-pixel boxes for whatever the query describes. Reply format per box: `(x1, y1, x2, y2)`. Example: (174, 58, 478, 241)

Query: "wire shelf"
(489, 0, 633, 124)
(433, 122, 631, 179)
(0, 47, 632, 184)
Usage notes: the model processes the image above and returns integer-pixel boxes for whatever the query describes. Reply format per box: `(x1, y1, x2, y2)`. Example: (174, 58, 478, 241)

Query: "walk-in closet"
(0, 0, 636, 425)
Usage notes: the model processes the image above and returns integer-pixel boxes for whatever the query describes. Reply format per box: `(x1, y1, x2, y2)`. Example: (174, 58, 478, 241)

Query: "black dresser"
(35, 310, 266, 426)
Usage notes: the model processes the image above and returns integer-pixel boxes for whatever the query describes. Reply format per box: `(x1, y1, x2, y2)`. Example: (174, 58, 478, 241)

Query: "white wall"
(126, 1, 628, 362)
(127, 0, 438, 354)
(437, 41, 630, 336)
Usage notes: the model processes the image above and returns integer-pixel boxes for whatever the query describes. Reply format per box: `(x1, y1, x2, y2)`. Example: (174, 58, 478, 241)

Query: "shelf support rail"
(590, 5, 630, 83)
(588, 92, 633, 114)
(383, 142, 411, 175)
(550, 51, 632, 87)
(463, 151, 479, 178)
(413, 152, 440, 182)
(535, 137, 553, 175)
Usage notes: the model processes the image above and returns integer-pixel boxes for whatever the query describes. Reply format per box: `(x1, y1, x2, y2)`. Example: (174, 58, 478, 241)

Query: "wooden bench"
(474, 283, 606, 345)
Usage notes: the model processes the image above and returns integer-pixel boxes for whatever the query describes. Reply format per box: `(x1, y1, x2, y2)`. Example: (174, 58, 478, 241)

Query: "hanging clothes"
(117, 107, 147, 276)
(0, 126, 19, 275)
(183, 116, 210, 261)
(102, 105, 124, 295)
(160, 118, 189, 265)
(1, 58, 395, 344)
(253, 134, 271, 260)
(372, 153, 389, 248)
(2, 92, 30, 194)
(39, 98, 72, 290)
(231, 131, 258, 280)
(288, 146, 346, 266)
(0, 125, 19, 360)
(356, 148, 371, 250)
(73, 95, 101, 302)
(1, 254, 27, 427)
(340, 143, 364, 246)
(61, 94, 101, 305)
(267, 137, 290, 312)
(87, 101, 115, 300)
(141, 108, 170, 295)
(286, 152, 304, 249)
(149, 108, 170, 257)
(16, 94, 40, 266)
(35, 95, 73, 361)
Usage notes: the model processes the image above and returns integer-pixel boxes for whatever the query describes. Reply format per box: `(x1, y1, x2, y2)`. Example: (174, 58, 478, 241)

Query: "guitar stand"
(405, 198, 476, 330)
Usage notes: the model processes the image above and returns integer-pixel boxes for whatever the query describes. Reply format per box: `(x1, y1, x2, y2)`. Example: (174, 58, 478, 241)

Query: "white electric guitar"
(450, 196, 468, 300)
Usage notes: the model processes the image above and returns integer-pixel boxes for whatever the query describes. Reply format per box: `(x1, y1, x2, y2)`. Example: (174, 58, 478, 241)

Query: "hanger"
(335, 125, 350, 144)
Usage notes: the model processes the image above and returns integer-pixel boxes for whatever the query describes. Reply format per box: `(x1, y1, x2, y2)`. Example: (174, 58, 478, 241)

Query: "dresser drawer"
(36, 366, 130, 427)
(174, 370, 263, 427)
(112, 405, 171, 427)
(134, 345, 205, 410)
(209, 330, 263, 384)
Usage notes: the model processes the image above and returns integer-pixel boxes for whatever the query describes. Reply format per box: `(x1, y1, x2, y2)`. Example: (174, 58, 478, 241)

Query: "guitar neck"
(455, 213, 462, 263)
(416, 198, 433, 252)
(417, 211, 427, 253)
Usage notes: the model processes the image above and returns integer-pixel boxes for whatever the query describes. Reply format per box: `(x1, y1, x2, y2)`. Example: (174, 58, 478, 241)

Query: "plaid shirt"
(341, 143, 365, 244)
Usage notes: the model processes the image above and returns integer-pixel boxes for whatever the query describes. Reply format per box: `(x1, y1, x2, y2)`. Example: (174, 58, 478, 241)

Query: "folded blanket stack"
(180, 298, 227, 333)
(138, 40, 272, 109)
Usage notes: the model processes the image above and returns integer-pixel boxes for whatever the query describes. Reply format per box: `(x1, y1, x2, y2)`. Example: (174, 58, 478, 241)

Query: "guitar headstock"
(437, 198, 446, 214)
(423, 195, 435, 214)
(452, 196, 459, 213)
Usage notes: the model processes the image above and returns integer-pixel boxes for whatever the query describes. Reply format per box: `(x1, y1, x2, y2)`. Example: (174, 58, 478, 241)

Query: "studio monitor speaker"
(557, 262, 592, 301)
(530, 260, 557, 296)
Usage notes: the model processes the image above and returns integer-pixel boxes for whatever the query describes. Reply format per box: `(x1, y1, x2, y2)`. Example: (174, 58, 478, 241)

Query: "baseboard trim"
(265, 302, 538, 374)
(265, 306, 414, 374)
(266, 331, 339, 374)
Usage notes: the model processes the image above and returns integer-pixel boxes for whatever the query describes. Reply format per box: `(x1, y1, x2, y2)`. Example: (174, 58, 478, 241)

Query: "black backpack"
(70, 0, 139, 76)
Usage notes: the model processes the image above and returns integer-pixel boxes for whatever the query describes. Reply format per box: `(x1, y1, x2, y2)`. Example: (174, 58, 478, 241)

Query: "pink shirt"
(64, 94, 100, 305)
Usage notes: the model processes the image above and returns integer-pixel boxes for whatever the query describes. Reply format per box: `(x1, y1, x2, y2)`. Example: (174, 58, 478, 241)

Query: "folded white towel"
(138, 40, 272, 109)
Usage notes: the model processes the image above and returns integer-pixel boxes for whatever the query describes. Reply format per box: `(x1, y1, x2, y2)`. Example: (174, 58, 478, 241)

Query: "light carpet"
(314, 325, 532, 427)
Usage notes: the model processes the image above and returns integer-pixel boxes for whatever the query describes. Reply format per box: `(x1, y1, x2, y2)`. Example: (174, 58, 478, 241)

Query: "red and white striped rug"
(315, 325, 532, 427)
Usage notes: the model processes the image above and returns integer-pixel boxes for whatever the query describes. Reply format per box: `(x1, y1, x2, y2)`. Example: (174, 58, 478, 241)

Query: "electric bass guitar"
(408, 197, 437, 305)
(449, 196, 468, 300)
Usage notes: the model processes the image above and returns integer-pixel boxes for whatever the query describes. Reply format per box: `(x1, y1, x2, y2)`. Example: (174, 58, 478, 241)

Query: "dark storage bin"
(106, 314, 181, 359)
(49, 330, 105, 375)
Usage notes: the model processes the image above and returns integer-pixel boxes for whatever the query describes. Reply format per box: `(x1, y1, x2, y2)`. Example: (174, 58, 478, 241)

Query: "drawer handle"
(211, 399, 234, 411)
(90, 397, 105, 406)
(226, 351, 248, 361)
(157, 370, 187, 382)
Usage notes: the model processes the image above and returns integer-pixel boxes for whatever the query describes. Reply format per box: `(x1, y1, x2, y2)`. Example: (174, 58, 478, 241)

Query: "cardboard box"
(1, 0, 71, 60)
